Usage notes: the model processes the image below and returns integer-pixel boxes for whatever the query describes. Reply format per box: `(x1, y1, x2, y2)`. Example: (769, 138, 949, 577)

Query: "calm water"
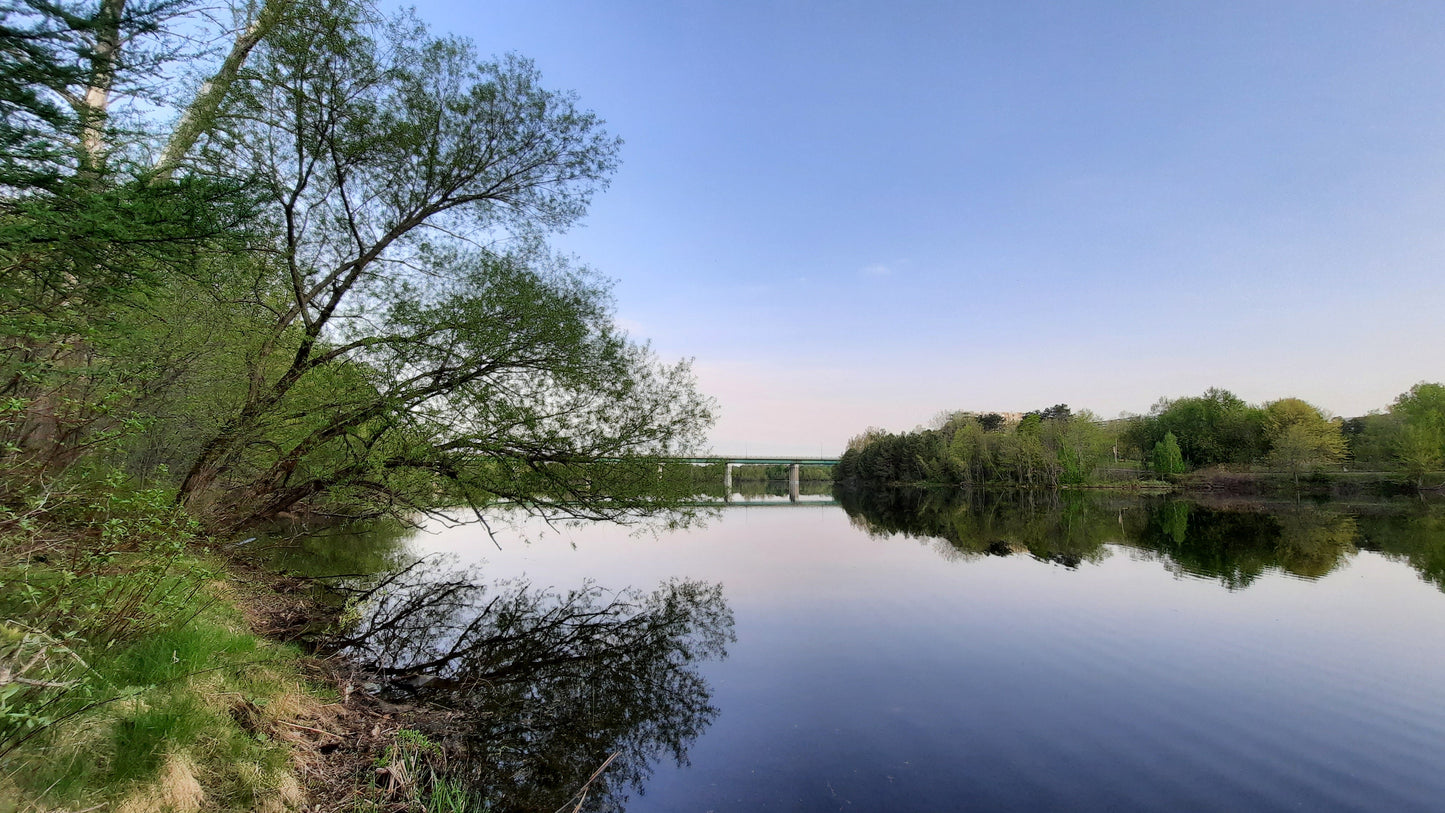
(281, 492, 1445, 811)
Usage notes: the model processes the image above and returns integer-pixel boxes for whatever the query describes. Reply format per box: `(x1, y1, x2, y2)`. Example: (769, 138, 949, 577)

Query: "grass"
(0, 470, 498, 813)
(0, 573, 316, 812)
(357, 728, 489, 813)
(0, 474, 325, 812)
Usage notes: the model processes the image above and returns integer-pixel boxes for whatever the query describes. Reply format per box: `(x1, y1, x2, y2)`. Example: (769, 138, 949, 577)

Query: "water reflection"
(837, 487, 1445, 590)
(255, 516, 415, 579)
(837, 488, 1116, 569)
(690, 478, 836, 502)
(1356, 506, 1445, 590)
(330, 558, 734, 811)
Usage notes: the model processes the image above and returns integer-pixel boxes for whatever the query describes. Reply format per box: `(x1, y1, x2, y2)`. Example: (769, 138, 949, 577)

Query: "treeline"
(835, 385, 1445, 490)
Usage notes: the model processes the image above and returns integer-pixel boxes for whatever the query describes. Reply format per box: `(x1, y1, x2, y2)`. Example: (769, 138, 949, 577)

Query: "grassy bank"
(0, 476, 377, 812)
(0, 573, 315, 812)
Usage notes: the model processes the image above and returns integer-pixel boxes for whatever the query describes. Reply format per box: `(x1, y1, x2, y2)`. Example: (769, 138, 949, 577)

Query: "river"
(272, 490, 1445, 811)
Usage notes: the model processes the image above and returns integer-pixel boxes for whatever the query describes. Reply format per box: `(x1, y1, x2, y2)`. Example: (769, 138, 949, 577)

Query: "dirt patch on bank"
(213, 547, 442, 812)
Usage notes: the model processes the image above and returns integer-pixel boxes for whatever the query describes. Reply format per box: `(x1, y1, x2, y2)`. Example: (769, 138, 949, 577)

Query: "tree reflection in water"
(331, 558, 734, 811)
(837, 486, 1445, 590)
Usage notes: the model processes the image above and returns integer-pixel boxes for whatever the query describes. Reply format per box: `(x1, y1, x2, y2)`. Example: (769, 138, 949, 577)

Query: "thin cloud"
(613, 316, 646, 337)
(860, 258, 910, 278)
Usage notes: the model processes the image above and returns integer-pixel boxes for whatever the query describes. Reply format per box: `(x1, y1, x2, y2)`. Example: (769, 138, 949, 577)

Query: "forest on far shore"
(834, 384, 1445, 491)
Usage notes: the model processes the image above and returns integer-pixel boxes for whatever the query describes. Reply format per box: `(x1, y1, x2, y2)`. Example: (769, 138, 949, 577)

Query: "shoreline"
(0, 526, 434, 812)
(836, 468, 1435, 498)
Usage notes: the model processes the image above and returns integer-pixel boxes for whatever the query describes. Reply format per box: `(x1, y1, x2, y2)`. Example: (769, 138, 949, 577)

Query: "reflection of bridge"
(677, 455, 841, 501)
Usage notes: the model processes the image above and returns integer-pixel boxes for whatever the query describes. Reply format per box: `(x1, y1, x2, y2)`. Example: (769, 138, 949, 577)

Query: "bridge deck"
(680, 457, 840, 466)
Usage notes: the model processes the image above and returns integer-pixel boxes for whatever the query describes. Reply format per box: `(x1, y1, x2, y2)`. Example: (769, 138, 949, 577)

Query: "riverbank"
(1, 548, 316, 811)
(1, 482, 723, 812)
(838, 467, 1437, 498)
(0, 497, 441, 813)
(1173, 468, 1428, 498)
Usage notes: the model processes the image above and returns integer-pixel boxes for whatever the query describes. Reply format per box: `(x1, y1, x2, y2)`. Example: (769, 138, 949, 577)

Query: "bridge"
(677, 455, 841, 500)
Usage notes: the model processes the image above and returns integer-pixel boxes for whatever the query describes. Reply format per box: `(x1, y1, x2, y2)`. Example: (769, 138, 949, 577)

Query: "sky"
(413, 0, 1445, 455)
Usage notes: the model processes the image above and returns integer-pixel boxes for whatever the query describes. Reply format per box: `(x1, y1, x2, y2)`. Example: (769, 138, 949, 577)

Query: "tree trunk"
(76, 0, 126, 173)
(153, 0, 292, 181)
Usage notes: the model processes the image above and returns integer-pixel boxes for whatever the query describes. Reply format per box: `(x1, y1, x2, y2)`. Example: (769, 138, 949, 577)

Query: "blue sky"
(416, 0, 1445, 455)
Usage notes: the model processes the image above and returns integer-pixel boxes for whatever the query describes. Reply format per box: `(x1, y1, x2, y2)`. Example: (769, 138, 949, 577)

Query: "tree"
(1341, 413, 1397, 466)
(1394, 425, 1442, 491)
(1390, 383, 1445, 488)
(152, 0, 298, 181)
(0, 0, 212, 179)
(1392, 382, 1445, 432)
(1133, 388, 1266, 468)
(0, 0, 87, 191)
(1262, 398, 1345, 486)
(0, 0, 269, 481)
(1152, 431, 1185, 476)
(1038, 403, 1071, 422)
(0, 0, 714, 528)
(1053, 410, 1109, 485)
(977, 412, 1004, 432)
(158, 3, 710, 526)
(947, 417, 989, 484)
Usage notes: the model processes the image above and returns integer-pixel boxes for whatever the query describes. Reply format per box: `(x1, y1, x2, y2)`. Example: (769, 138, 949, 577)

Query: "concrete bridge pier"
(723, 463, 733, 499)
(789, 464, 800, 502)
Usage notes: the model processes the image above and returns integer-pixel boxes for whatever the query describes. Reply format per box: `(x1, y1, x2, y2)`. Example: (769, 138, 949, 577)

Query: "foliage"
(1151, 431, 1186, 476)
(0, 0, 86, 191)
(1334, 384, 1445, 484)
(839, 385, 1445, 491)
(1123, 388, 1266, 468)
(1390, 383, 1445, 487)
(0, 0, 713, 532)
(1260, 398, 1345, 486)
(1341, 413, 1396, 465)
(0, 484, 310, 811)
(837, 408, 1118, 489)
(133, 1, 709, 528)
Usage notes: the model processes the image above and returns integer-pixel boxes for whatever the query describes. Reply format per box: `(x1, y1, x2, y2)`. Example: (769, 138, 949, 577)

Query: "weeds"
(367, 728, 488, 813)
(0, 471, 314, 812)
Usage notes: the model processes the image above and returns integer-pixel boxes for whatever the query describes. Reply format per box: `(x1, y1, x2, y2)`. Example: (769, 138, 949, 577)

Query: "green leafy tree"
(1389, 383, 1445, 488)
(0, 0, 87, 191)
(1, 0, 715, 530)
(1053, 410, 1109, 485)
(1395, 424, 1443, 490)
(1341, 413, 1397, 467)
(946, 417, 989, 484)
(1262, 398, 1346, 486)
(1151, 431, 1185, 476)
(1130, 388, 1266, 467)
(0, 0, 269, 483)
(158, 4, 710, 526)
(1392, 383, 1445, 431)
